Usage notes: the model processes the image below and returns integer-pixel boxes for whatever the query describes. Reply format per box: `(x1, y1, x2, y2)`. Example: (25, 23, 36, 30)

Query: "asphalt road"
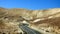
(19, 25, 41, 34)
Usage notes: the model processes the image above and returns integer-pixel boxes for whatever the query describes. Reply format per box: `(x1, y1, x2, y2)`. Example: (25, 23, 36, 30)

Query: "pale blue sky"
(0, 0, 60, 10)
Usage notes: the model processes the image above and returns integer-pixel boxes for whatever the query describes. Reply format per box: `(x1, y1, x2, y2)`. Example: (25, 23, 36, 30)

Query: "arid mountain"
(29, 9, 60, 34)
(0, 7, 60, 34)
(0, 8, 60, 20)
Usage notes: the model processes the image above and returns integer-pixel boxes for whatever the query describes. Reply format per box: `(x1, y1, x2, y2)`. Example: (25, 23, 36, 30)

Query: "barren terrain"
(0, 7, 60, 34)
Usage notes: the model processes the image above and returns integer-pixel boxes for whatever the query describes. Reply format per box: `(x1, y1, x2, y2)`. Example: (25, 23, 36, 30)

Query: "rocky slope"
(29, 9, 60, 34)
(0, 7, 60, 34)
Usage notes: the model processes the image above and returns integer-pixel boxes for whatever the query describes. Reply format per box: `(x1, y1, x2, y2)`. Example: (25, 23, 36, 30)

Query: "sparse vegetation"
(0, 7, 60, 34)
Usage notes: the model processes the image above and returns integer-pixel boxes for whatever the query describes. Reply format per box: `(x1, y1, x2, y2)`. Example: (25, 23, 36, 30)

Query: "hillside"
(0, 7, 60, 34)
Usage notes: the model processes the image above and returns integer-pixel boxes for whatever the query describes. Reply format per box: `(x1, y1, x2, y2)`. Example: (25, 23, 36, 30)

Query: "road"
(19, 24, 41, 34)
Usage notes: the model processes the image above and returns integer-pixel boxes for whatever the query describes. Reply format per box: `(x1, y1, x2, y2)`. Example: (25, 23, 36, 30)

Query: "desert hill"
(29, 8, 60, 34)
(0, 7, 60, 34)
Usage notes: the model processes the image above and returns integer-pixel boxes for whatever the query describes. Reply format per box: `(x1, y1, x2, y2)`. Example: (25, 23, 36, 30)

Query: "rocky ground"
(0, 7, 60, 34)
(29, 14, 60, 34)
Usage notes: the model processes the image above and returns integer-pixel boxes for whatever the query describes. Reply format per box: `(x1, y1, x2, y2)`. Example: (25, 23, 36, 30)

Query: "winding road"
(19, 24, 41, 34)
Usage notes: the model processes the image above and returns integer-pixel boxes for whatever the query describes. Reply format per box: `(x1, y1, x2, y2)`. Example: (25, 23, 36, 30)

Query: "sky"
(0, 0, 60, 10)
